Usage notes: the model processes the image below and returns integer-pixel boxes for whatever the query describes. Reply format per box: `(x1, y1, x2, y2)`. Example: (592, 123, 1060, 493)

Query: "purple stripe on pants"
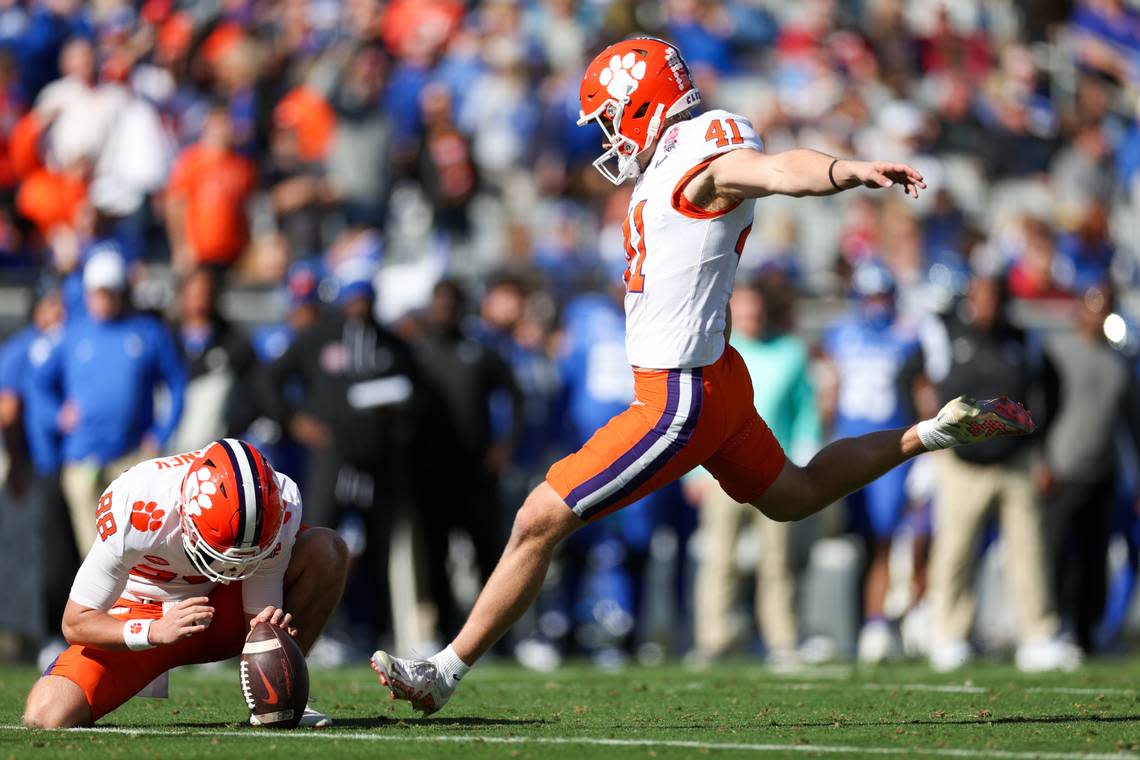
(565, 370, 682, 513)
(578, 368, 704, 520)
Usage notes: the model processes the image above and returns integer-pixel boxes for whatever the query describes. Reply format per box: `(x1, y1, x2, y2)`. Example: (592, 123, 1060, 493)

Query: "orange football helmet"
(180, 439, 285, 583)
(578, 37, 701, 184)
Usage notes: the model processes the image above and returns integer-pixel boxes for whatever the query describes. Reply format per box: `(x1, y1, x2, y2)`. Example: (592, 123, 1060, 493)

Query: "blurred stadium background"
(1, 0, 1140, 679)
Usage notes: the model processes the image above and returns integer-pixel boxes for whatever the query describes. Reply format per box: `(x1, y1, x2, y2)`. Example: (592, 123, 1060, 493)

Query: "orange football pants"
(45, 582, 248, 720)
(548, 345, 787, 521)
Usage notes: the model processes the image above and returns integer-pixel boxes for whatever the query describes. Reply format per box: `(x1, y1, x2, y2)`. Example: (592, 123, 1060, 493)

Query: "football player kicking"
(372, 38, 1035, 715)
(22, 439, 348, 728)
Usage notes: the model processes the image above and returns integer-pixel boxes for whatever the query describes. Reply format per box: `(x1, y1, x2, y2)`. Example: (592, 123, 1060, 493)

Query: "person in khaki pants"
(929, 450, 1059, 659)
(688, 276, 819, 664)
(923, 274, 1079, 672)
(692, 484, 801, 659)
(60, 451, 148, 554)
(49, 251, 186, 557)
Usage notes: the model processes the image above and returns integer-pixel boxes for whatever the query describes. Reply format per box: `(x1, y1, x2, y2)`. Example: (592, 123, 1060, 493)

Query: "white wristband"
(123, 618, 155, 651)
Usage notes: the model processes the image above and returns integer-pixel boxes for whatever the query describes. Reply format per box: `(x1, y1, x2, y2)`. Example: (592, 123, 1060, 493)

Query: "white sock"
(429, 644, 471, 686)
(916, 418, 957, 451)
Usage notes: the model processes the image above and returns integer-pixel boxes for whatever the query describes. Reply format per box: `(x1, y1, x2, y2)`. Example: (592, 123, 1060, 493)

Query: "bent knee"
(298, 526, 348, 561)
(512, 484, 581, 547)
(292, 526, 350, 577)
(23, 678, 91, 728)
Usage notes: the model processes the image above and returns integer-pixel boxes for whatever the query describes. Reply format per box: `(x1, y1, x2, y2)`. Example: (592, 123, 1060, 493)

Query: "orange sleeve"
(8, 112, 42, 179)
(166, 150, 195, 197)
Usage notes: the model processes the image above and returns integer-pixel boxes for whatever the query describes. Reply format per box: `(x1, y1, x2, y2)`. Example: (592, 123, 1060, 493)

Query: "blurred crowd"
(3, 0, 1140, 673)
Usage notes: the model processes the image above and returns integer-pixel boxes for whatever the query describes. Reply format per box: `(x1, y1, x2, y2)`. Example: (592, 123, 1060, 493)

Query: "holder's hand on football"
(250, 606, 298, 638)
(150, 596, 214, 645)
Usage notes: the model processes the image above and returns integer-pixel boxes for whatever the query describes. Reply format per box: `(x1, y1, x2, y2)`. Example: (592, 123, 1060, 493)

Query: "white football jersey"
(622, 109, 762, 369)
(69, 450, 303, 615)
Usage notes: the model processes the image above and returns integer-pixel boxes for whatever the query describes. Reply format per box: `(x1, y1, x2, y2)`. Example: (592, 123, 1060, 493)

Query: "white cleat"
(900, 603, 932, 659)
(1015, 637, 1083, 673)
(857, 619, 902, 665)
(371, 650, 455, 716)
(918, 396, 1035, 450)
(298, 704, 333, 728)
(249, 703, 332, 728)
(929, 638, 974, 673)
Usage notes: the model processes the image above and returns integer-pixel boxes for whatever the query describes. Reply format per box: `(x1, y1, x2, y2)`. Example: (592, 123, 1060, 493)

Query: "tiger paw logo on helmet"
(130, 501, 165, 531)
(599, 52, 647, 100)
(182, 467, 218, 517)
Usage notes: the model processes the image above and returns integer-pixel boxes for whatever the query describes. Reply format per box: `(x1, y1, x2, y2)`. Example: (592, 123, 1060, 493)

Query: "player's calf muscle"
(753, 427, 919, 522)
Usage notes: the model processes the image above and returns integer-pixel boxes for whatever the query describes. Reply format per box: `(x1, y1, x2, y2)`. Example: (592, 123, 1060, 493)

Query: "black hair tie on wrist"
(828, 158, 841, 190)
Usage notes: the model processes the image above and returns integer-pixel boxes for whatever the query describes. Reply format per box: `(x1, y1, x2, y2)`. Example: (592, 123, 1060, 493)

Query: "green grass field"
(2, 659, 1140, 759)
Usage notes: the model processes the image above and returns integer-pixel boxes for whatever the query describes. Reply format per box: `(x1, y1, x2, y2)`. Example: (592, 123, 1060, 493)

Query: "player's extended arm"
(701, 148, 926, 201)
(61, 596, 215, 650)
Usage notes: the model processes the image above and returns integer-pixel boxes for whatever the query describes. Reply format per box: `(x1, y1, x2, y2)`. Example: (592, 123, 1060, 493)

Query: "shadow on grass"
(97, 715, 547, 731)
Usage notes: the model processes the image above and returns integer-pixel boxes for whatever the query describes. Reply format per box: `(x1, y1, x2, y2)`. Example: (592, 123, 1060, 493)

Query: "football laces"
(239, 660, 257, 711)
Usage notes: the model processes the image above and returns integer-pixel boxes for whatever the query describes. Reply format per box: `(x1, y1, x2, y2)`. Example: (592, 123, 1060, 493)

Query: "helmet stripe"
(217, 439, 246, 544)
(221, 438, 258, 548)
(238, 439, 265, 549)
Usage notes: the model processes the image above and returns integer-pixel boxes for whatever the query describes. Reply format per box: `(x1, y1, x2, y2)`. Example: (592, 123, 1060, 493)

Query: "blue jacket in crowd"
(45, 313, 186, 464)
(0, 324, 65, 474)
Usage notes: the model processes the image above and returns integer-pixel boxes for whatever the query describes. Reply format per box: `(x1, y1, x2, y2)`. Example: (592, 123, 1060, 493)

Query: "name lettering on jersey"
(155, 450, 202, 470)
(182, 467, 218, 517)
(143, 554, 169, 566)
(130, 500, 165, 532)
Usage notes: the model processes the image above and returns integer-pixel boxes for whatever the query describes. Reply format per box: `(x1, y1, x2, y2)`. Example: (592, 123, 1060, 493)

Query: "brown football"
(240, 621, 309, 728)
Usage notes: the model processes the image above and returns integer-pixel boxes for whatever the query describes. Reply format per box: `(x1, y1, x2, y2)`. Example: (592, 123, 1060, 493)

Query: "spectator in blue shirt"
(0, 281, 75, 660)
(0, 282, 66, 485)
(820, 260, 923, 664)
(49, 249, 186, 557)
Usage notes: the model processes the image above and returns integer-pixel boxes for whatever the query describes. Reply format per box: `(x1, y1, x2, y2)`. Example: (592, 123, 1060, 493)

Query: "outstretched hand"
(846, 160, 926, 199)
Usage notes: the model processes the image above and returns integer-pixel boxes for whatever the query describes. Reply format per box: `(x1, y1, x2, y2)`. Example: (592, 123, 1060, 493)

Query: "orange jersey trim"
(671, 156, 742, 220)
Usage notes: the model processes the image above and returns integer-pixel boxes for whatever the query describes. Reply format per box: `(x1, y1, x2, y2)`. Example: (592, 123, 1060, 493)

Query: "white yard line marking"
(769, 664, 854, 679)
(780, 682, 987, 694)
(3, 726, 1137, 760)
(1025, 687, 1138, 696)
